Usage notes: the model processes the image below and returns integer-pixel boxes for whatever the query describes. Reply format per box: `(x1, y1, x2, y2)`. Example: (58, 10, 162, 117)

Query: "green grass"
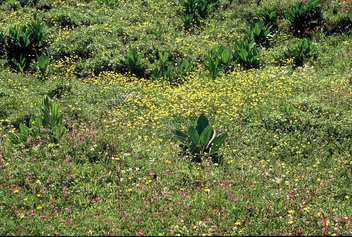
(0, 0, 351, 235)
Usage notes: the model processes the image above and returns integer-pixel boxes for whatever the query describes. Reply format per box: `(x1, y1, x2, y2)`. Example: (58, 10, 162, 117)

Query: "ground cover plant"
(0, 0, 351, 235)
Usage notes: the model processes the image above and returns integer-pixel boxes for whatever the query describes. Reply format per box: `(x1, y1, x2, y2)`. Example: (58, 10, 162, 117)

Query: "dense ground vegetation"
(0, 0, 351, 235)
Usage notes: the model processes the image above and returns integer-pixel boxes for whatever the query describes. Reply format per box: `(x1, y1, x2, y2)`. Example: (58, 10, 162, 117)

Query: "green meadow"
(0, 0, 351, 235)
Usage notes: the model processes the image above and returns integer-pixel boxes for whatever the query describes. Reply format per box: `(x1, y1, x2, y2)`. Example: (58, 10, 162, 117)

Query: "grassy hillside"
(0, 0, 351, 235)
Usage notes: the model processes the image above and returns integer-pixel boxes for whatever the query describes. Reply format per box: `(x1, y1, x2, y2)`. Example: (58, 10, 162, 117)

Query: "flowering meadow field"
(0, 0, 351, 235)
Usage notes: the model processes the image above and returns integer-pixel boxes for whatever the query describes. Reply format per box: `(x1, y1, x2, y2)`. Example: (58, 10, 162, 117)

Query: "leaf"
(37, 54, 48, 70)
(196, 114, 209, 135)
(16, 123, 30, 144)
(221, 47, 231, 64)
(172, 130, 188, 142)
(160, 52, 169, 62)
(180, 59, 191, 73)
(188, 126, 200, 145)
(199, 125, 213, 145)
(189, 143, 200, 154)
(19, 123, 29, 133)
(209, 132, 227, 155)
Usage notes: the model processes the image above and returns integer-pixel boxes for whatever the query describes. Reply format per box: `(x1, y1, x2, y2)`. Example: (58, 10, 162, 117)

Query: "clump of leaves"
(172, 114, 228, 163)
(247, 21, 273, 48)
(152, 51, 170, 78)
(10, 122, 33, 146)
(233, 39, 260, 69)
(203, 45, 232, 79)
(15, 55, 27, 73)
(286, 0, 323, 36)
(283, 38, 317, 67)
(10, 96, 65, 146)
(6, 14, 48, 71)
(151, 52, 193, 84)
(255, 7, 278, 31)
(179, 0, 220, 31)
(41, 96, 65, 141)
(121, 48, 146, 78)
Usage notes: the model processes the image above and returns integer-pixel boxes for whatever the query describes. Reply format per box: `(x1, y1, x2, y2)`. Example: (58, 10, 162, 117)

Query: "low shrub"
(255, 7, 279, 31)
(151, 52, 193, 84)
(5, 14, 48, 71)
(179, 0, 220, 31)
(283, 38, 317, 67)
(121, 48, 147, 78)
(233, 39, 260, 69)
(286, 0, 324, 36)
(247, 21, 273, 48)
(203, 45, 232, 79)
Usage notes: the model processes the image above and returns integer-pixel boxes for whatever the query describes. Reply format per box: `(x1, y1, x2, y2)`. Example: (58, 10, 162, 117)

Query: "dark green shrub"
(247, 21, 273, 48)
(284, 38, 317, 67)
(151, 51, 170, 79)
(7, 25, 32, 69)
(203, 45, 232, 79)
(233, 39, 260, 69)
(6, 14, 48, 71)
(204, 41, 260, 75)
(179, 0, 220, 30)
(172, 114, 228, 163)
(121, 48, 146, 78)
(181, 14, 194, 30)
(286, 0, 323, 36)
(151, 52, 193, 84)
(255, 7, 278, 31)
(178, 58, 193, 77)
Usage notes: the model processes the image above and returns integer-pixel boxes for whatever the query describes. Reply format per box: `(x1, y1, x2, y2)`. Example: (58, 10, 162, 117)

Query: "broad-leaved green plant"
(172, 114, 228, 163)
